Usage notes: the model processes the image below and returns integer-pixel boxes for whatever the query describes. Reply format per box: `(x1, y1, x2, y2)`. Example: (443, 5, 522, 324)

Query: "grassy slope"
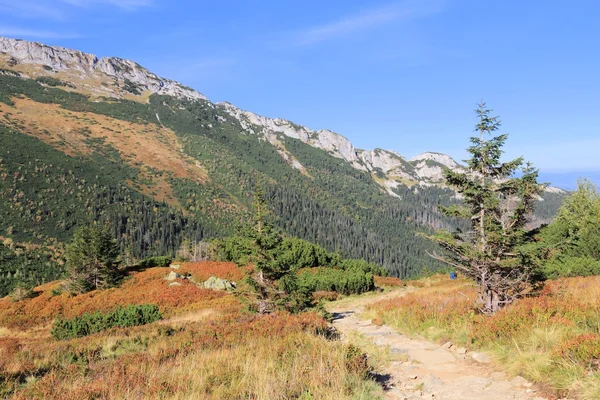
(367, 275, 600, 399)
(0, 262, 382, 399)
(0, 72, 466, 279)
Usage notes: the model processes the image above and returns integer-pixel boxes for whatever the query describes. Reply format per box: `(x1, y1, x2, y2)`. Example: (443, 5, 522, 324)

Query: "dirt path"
(328, 292, 547, 400)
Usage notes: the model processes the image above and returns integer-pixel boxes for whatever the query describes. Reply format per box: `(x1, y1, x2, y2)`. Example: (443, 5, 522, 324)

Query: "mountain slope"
(0, 36, 565, 292)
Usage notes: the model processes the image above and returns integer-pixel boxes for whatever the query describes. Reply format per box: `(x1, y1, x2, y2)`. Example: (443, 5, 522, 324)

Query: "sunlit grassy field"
(0, 262, 382, 399)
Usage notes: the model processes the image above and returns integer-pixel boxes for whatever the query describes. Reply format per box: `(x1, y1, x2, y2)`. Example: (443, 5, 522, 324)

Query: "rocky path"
(328, 294, 547, 400)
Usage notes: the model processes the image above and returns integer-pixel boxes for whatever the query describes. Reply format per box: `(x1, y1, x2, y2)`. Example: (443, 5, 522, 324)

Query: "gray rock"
(0, 36, 207, 102)
(470, 352, 491, 364)
(166, 271, 182, 281)
(203, 276, 236, 291)
(391, 347, 408, 354)
(510, 375, 529, 387)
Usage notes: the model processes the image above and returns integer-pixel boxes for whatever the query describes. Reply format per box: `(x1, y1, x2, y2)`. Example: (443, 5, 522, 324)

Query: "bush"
(52, 304, 162, 340)
(138, 256, 172, 268)
(35, 76, 76, 88)
(543, 256, 600, 279)
(553, 333, 600, 367)
(297, 267, 374, 295)
(374, 276, 406, 287)
(9, 285, 35, 302)
(339, 259, 387, 276)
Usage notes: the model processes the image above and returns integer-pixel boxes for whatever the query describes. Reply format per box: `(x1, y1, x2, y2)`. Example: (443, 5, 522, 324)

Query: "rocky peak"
(0, 36, 206, 101)
(410, 152, 462, 169)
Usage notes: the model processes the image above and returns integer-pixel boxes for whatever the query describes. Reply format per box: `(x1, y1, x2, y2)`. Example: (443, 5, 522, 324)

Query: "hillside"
(0, 262, 383, 399)
(0, 36, 565, 292)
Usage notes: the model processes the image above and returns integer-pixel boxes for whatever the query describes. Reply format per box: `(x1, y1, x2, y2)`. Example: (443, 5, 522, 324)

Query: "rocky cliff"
(0, 35, 564, 195)
(0, 36, 206, 101)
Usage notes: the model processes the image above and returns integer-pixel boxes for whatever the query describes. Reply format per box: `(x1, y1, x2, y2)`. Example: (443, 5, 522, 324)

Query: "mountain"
(0, 36, 566, 293)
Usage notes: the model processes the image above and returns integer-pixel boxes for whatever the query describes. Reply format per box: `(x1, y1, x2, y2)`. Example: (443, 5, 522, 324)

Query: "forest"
(0, 73, 564, 295)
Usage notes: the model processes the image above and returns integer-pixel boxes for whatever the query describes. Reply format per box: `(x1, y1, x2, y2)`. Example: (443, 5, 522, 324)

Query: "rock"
(470, 352, 491, 364)
(510, 375, 529, 387)
(0, 36, 207, 102)
(442, 341, 453, 349)
(166, 271, 182, 281)
(202, 276, 235, 291)
(391, 347, 408, 354)
(168, 282, 182, 287)
(170, 264, 181, 270)
(456, 347, 467, 354)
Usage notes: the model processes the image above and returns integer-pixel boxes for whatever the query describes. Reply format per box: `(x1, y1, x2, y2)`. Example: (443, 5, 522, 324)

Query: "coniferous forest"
(0, 73, 563, 296)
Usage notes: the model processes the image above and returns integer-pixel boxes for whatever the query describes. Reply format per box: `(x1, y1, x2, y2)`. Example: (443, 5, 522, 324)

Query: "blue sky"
(1, 0, 599, 188)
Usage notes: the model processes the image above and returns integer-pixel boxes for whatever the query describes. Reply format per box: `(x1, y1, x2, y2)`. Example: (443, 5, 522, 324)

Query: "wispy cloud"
(0, 26, 81, 39)
(292, 0, 444, 46)
(60, 0, 152, 10)
(0, 1, 67, 20)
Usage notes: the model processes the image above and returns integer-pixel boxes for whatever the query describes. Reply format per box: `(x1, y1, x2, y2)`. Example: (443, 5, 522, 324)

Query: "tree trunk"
(482, 286, 503, 314)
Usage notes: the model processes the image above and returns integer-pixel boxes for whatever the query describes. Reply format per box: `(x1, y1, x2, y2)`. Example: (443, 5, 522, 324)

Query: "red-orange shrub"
(553, 333, 600, 366)
(374, 276, 406, 287)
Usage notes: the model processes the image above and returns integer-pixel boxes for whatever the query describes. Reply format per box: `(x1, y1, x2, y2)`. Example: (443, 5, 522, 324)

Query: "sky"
(1, 0, 599, 189)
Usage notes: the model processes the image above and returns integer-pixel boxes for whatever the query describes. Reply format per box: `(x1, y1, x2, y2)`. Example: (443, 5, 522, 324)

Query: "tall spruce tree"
(428, 102, 545, 314)
(65, 225, 120, 293)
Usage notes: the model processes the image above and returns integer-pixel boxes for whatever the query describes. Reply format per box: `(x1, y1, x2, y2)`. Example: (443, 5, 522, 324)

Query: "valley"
(1, 33, 598, 400)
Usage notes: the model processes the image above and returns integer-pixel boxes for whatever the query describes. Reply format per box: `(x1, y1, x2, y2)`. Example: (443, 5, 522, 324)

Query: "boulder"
(166, 271, 182, 281)
(470, 352, 491, 364)
(456, 347, 467, 354)
(203, 276, 236, 291)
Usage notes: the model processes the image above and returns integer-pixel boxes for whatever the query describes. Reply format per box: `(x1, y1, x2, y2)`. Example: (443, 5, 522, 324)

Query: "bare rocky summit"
(0, 35, 565, 196)
(0, 36, 206, 101)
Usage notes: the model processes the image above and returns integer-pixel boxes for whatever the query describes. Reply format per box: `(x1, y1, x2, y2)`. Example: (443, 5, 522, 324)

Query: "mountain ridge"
(0, 36, 567, 289)
(2, 35, 560, 195)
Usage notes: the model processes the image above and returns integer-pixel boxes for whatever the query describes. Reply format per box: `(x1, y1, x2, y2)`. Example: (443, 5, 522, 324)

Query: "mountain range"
(0, 36, 565, 291)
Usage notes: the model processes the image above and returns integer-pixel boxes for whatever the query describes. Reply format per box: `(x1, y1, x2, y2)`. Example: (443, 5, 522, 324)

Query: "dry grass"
(0, 266, 240, 331)
(0, 97, 209, 206)
(0, 264, 382, 399)
(368, 274, 600, 399)
(0, 55, 156, 102)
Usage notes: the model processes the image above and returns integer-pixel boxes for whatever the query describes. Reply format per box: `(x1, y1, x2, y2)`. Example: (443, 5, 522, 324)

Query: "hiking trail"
(328, 291, 548, 400)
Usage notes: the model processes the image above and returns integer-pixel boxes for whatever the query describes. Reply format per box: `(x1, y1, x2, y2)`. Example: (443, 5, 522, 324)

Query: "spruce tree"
(65, 225, 120, 294)
(428, 102, 545, 314)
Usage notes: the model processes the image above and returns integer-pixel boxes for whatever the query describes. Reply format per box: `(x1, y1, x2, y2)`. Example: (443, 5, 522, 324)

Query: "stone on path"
(471, 352, 492, 364)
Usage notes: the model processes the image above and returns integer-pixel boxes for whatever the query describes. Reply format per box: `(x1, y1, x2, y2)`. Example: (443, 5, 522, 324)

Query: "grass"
(367, 274, 600, 399)
(0, 262, 383, 399)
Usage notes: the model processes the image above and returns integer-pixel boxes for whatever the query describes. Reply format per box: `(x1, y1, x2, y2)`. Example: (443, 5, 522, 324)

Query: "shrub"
(553, 333, 600, 367)
(311, 291, 338, 303)
(35, 76, 75, 88)
(52, 304, 162, 340)
(339, 259, 387, 276)
(297, 267, 374, 295)
(9, 285, 35, 302)
(374, 276, 406, 287)
(543, 256, 600, 279)
(138, 256, 172, 268)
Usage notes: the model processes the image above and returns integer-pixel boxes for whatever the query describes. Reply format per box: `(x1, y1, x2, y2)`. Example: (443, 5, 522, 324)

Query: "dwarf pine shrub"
(52, 304, 162, 340)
